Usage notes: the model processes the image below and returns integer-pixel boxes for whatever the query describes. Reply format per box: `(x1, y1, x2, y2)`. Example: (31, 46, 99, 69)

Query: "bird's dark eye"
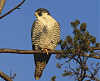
(38, 11, 42, 16)
(51, 41, 53, 43)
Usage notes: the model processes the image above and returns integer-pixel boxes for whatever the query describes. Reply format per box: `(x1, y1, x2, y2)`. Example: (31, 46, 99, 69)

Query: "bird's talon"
(41, 49, 44, 51)
(41, 49, 49, 55)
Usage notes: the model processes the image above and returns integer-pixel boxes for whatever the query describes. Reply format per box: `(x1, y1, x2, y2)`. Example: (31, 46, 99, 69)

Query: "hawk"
(31, 8, 60, 80)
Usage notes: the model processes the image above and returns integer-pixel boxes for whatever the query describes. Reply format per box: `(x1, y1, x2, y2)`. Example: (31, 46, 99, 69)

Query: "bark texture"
(0, 0, 6, 15)
(0, 71, 12, 81)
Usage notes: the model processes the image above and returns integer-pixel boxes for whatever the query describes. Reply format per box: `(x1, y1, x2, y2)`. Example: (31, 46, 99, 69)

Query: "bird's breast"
(38, 16, 55, 29)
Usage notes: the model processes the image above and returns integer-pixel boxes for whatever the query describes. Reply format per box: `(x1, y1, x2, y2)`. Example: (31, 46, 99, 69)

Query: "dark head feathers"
(35, 8, 50, 16)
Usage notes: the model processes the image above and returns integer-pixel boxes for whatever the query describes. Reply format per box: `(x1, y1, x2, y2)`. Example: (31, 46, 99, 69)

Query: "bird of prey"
(31, 8, 60, 80)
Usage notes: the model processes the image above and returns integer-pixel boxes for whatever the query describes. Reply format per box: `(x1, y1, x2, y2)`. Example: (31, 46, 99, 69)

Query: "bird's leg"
(41, 49, 49, 55)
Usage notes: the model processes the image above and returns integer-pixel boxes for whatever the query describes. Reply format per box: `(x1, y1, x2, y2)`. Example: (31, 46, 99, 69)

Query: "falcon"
(31, 8, 60, 80)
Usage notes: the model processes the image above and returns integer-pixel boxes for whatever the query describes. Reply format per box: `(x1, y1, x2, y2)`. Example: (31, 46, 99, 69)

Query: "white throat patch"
(37, 14, 56, 29)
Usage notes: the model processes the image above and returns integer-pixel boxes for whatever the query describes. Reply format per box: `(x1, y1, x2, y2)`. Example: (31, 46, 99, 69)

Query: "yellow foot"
(41, 49, 49, 55)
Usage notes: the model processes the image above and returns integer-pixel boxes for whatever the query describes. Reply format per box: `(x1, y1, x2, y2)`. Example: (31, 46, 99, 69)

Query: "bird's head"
(34, 8, 50, 18)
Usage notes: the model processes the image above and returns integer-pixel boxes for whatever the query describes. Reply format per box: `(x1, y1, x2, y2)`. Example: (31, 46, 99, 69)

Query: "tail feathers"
(34, 67, 43, 80)
(34, 62, 46, 80)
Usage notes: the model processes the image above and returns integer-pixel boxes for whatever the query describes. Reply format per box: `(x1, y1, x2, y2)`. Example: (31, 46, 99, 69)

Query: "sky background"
(0, 0, 99, 81)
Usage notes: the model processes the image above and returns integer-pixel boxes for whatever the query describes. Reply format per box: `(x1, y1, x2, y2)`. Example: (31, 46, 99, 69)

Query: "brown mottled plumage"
(31, 8, 60, 80)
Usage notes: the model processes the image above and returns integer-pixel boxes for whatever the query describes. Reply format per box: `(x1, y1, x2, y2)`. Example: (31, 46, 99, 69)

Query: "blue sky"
(0, 0, 99, 81)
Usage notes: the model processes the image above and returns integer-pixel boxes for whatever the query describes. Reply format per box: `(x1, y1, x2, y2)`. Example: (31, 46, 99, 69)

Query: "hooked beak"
(34, 12, 38, 16)
(34, 12, 39, 18)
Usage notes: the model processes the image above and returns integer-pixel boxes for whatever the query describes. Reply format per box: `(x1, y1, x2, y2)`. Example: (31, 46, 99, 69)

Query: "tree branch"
(0, 71, 12, 81)
(0, 0, 25, 19)
(0, 0, 6, 15)
(0, 47, 100, 59)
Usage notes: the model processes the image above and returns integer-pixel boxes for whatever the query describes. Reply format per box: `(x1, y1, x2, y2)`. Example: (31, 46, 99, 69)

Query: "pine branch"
(0, 47, 100, 59)
(0, 0, 25, 19)
(0, 71, 12, 81)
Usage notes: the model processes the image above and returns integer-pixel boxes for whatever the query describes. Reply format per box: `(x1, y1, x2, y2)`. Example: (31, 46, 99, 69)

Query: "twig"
(0, 71, 12, 81)
(60, 54, 78, 66)
(0, 0, 25, 19)
(89, 47, 100, 50)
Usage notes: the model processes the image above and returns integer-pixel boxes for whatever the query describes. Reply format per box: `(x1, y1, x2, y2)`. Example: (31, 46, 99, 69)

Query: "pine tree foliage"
(54, 20, 100, 81)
